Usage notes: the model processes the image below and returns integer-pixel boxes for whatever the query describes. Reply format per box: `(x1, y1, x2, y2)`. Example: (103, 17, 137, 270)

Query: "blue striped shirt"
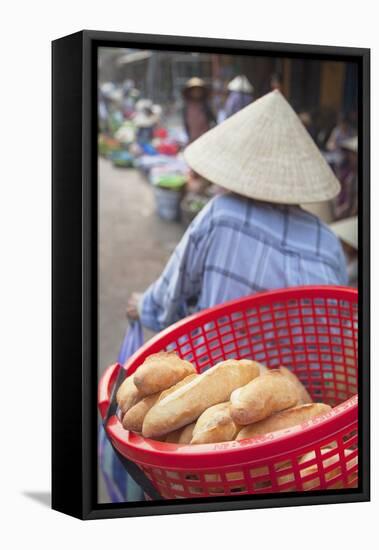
(140, 194, 348, 332)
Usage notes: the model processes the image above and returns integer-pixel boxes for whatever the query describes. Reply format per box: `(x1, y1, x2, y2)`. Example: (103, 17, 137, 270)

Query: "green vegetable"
(156, 174, 187, 190)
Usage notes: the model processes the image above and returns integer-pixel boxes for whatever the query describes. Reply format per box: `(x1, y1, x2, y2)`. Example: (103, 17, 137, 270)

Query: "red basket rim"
(105, 395, 357, 469)
(100, 285, 358, 469)
(124, 285, 358, 373)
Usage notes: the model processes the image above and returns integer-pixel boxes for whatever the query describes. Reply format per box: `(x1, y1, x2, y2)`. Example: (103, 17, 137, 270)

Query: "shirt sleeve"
(139, 215, 209, 332)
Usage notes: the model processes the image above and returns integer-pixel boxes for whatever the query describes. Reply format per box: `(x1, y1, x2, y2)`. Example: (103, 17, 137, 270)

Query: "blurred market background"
(98, 47, 358, 379)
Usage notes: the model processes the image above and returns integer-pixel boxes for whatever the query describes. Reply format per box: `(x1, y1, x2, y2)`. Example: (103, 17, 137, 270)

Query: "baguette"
(165, 422, 196, 444)
(123, 373, 198, 433)
(279, 366, 312, 405)
(133, 351, 196, 396)
(116, 373, 142, 415)
(191, 402, 239, 444)
(178, 422, 197, 444)
(230, 369, 299, 425)
(257, 363, 269, 375)
(158, 373, 198, 402)
(142, 359, 260, 438)
(236, 402, 331, 440)
(122, 393, 160, 432)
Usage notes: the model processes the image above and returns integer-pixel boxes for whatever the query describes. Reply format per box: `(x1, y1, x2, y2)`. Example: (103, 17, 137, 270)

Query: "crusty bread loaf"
(236, 402, 331, 440)
(165, 422, 196, 444)
(158, 373, 198, 402)
(122, 393, 160, 432)
(116, 373, 142, 415)
(178, 422, 196, 444)
(165, 428, 184, 443)
(279, 366, 312, 405)
(122, 373, 198, 433)
(257, 362, 269, 375)
(133, 352, 196, 396)
(191, 402, 239, 444)
(142, 359, 260, 438)
(230, 369, 299, 425)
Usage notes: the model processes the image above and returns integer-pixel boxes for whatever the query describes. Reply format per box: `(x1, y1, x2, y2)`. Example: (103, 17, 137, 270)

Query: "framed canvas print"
(52, 30, 370, 520)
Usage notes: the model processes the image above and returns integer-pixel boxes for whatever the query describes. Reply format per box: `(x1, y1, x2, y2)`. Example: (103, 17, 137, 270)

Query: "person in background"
(330, 216, 358, 287)
(326, 113, 354, 152)
(182, 77, 215, 143)
(224, 75, 254, 118)
(127, 90, 347, 331)
(212, 78, 227, 124)
(121, 79, 139, 119)
(99, 82, 117, 135)
(333, 136, 358, 220)
(298, 110, 316, 141)
(98, 88, 109, 134)
(134, 99, 161, 144)
(107, 87, 125, 135)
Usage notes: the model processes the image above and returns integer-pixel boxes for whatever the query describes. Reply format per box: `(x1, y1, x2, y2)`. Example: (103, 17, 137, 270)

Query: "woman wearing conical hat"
(182, 77, 216, 143)
(127, 90, 348, 331)
(224, 75, 254, 118)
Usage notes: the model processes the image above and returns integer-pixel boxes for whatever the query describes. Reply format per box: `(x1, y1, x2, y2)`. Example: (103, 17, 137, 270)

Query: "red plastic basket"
(99, 286, 358, 498)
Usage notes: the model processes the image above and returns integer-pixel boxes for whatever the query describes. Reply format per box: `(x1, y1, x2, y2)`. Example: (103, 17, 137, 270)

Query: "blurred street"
(98, 157, 185, 376)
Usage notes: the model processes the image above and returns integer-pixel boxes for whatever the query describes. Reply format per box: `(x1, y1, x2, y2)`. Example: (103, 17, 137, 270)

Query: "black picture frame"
(52, 30, 370, 520)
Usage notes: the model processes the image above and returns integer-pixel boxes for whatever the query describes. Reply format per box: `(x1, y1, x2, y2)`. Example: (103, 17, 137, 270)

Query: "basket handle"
(98, 363, 123, 419)
(98, 363, 162, 501)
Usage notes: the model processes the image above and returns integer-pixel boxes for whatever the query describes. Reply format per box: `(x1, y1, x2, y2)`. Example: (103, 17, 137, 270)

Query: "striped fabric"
(141, 194, 348, 332)
(98, 425, 145, 503)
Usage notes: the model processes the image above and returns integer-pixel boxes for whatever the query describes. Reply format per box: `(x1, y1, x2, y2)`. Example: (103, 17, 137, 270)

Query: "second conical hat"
(228, 75, 254, 94)
(341, 136, 358, 153)
(184, 90, 340, 204)
(330, 216, 358, 249)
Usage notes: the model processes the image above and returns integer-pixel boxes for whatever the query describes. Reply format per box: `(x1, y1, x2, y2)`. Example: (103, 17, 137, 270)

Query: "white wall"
(0, 1, 376, 548)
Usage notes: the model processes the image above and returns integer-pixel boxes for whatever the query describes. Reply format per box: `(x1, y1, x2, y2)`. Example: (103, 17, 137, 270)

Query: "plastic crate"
(99, 286, 358, 499)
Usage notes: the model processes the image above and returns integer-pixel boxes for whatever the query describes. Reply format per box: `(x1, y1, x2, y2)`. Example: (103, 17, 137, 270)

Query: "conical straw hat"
(341, 136, 358, 153)
(184, 77, 206, 89)
(228, 75, 254, 94)
(184, 90, 341, 204)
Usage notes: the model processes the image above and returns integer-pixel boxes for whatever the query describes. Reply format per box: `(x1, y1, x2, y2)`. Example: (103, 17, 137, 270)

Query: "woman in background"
(326, 113, 354, 152)
(333, 136, 358, 220)
(182, 77, 215, 143)
(224, 75, 254, 118)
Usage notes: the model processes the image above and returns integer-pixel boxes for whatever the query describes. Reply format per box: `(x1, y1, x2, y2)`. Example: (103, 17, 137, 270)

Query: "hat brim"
(184, 91, 341, 204)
